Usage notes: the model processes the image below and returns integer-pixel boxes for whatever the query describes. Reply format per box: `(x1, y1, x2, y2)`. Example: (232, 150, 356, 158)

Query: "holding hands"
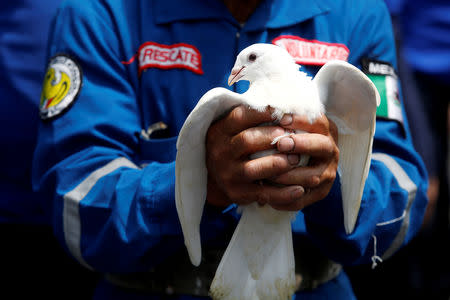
(206, 105, 339, 211)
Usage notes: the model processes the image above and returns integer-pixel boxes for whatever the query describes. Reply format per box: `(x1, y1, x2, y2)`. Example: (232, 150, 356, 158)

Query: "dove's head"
(228, 43, 298, 86)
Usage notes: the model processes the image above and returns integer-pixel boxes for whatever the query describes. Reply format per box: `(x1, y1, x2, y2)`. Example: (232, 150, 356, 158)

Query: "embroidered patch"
(40, 55, 82, 120)
(272, 35, 349, 66)
(361, 58, 403, 125)
(122, 42, 203, 75)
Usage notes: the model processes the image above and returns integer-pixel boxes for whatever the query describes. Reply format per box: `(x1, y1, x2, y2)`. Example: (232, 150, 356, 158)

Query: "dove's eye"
(248, 53, 257, 62)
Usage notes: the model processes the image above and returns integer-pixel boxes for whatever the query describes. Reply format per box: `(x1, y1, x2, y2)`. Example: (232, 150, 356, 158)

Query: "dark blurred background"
(0, 0, 448, 299)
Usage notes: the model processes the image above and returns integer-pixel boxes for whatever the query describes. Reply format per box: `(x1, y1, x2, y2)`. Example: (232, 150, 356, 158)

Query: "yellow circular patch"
(40, 55, 82, 120)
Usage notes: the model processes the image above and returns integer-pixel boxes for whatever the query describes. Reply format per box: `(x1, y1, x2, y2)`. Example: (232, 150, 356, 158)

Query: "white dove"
(175, 43, 380, 300)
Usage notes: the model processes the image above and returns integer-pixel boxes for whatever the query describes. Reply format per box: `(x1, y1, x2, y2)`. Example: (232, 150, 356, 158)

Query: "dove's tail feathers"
(255, 214, 296, 300)
(209, 212, 258, 300)
(209, 256, 258, 300)
(314, 60, 380, 234)
(210, 204, 296, 300)
(210, 276, 258, 300)
(175, 88, 247, 265)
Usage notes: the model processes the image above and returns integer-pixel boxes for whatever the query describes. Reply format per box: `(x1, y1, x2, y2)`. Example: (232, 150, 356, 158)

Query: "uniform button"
(236, 32, 240, 38)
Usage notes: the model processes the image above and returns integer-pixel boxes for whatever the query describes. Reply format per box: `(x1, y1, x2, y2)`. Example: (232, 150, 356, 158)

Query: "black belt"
(106, 243, 341, 296)
(106, 249, 221, 296)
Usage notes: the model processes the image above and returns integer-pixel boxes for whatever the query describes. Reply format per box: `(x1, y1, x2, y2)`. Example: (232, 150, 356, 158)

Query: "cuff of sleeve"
(302, 173, 346, 233)
(201, 203, 239, 248)
(140, 161, 181, 236)
(301, 174, 366, 263)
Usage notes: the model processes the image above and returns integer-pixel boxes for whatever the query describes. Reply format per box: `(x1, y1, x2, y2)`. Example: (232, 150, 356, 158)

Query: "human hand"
(205, 105, 306, 208)
(269, 113, 339, 211)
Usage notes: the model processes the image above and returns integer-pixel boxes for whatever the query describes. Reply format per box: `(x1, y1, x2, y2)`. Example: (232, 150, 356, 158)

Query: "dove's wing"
(175, 87, 247, 266)
(314, 60, 380, 234)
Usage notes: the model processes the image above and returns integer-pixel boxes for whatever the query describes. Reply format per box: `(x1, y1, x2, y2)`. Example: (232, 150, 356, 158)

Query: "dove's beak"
(228, 66, 245, 86)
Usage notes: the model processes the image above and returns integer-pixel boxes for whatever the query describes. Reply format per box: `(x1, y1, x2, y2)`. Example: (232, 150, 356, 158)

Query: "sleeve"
(301, 0, 428, 266)
(32, 1, 228, 273)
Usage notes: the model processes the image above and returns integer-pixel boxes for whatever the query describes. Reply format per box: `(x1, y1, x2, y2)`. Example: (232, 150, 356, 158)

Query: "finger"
(277, 133, 337, 158)
(220, 105, 274, 135)
(270, 181, 333, 211)
(271, 164, 325, 187)
(272, 159, 338, 187)
(206, 175, 232, 208)
(241, 153, 300, 181)
(228, 183, 304, 206)
(279, 113, 330, 135)
(328, 118, 338, 140)
(231, 125, 286, 157)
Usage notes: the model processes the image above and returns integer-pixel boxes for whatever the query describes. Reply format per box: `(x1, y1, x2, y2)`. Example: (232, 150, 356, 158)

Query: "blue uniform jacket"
(0, 0, 61, 224)
(32, 0, 428, 299)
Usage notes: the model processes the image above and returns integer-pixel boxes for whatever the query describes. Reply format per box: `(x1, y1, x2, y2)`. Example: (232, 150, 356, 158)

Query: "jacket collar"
(153, 0, 330, 30)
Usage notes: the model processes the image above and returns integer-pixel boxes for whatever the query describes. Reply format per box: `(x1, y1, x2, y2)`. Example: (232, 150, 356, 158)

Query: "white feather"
(176, 88, 246, 266)
(175, 44, 379, 299)
(313, 61, 380, 233)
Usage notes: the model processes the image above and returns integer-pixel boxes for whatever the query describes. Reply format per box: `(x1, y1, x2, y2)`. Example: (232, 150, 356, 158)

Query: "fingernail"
(287, 154, 299, 165)
(280, 114, 293, 126)
(290, 186, 304, 200)
(278, 137, 294, 152)
(273, 127, 286, 137)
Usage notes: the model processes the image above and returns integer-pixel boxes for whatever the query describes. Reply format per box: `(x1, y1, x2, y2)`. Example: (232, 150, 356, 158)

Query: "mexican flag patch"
(361, 58, 403, 125)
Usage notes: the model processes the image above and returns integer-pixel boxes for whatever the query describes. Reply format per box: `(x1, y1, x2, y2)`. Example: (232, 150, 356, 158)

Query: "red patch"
(122, 42, 203, 75)
(272, 35, 349, 66)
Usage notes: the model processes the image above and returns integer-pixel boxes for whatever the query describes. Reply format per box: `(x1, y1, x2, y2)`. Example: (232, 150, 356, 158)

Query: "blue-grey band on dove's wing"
(314, 60, 380, 234)
(175, 87, 247, 266)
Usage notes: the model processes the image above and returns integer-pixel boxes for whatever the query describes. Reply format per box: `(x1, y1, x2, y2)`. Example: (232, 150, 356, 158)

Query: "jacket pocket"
(139, 136, 177, 163)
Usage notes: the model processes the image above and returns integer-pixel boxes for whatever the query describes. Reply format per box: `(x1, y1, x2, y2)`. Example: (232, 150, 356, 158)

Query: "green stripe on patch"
(362, 58, 403, 127)
(368, 74, 388, 118)
(367, 73, 403, 125)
